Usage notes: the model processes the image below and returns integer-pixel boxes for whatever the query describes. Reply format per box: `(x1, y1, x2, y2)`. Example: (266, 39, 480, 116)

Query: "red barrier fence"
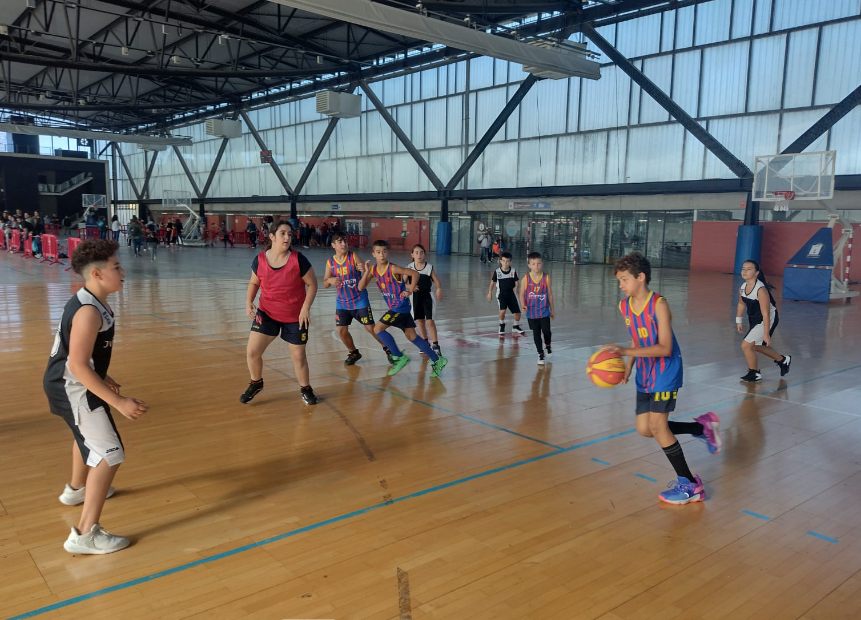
(64, 237, 83, 271)
(22, 237, 34, 259)
(40, 234, 64, 266)
(0, 232, 5, 251)
(78, 227, 100, 240)
(8, 229, 22, 253)
(347, 234, 368, 249)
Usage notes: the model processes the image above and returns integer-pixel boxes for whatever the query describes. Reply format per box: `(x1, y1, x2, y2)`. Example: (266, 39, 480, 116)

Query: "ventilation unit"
(205, 118, 242, 138)
(316, 91, 361, 118)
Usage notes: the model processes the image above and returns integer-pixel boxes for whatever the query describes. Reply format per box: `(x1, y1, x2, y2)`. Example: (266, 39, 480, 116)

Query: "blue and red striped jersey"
(327, 252, 370, 310)
(373, 263, 412, 313)
(524, 273, 551, 319)
(619, 292, 683, 393)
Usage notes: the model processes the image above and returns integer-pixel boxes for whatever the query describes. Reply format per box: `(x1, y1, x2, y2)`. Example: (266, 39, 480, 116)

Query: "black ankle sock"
(251, 378, 263, 385)
(383, 346, 391, 354)
(433, 341, 439, 346)
(668, 421, 704, 436)
(301, 385, 312, 391)
(350, 349, 359, 355)
(662, 441, 695, 481)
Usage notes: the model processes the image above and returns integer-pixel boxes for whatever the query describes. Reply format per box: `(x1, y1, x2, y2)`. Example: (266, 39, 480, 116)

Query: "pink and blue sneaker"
(659, 475, 705, 505)
(694, 411, 722, 455)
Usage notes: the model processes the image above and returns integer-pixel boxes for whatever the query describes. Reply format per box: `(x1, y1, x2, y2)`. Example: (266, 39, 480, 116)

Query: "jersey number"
(637, 327, 648, 339)
(653, 391, 678, 401)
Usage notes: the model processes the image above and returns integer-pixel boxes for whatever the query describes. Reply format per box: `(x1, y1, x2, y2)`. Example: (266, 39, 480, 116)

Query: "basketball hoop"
(772, 190, 795, 212)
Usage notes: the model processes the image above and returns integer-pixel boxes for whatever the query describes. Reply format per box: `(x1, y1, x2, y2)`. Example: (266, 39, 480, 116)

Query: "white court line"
(689, 380, 861, 417)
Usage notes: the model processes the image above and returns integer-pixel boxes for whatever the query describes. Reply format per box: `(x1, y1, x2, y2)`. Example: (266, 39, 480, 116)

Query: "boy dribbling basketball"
(604, 252, 721, 505)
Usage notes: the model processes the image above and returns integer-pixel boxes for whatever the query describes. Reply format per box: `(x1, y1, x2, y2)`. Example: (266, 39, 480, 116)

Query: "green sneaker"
(387, 354, 411, 376)
(430, 355, 448, 378)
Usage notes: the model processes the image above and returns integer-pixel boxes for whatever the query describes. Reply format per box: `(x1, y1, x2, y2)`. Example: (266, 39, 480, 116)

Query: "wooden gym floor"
(1, 243, 860, 620)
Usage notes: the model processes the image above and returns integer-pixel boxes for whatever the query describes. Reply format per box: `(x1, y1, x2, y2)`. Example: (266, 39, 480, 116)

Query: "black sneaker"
(240, 380, 263, 403)
(740, 369, 762, 382)
(344, 350, 363, 366)
(301, 386, 318, 405)
(513, 325, 526, 335)
(545, 345, 553, 358)
(776, 355, 792, 376)
(499, 324, 505, 335)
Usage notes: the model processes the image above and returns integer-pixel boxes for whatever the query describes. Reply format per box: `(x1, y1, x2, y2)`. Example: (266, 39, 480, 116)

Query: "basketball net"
(772, 190, 795, 212)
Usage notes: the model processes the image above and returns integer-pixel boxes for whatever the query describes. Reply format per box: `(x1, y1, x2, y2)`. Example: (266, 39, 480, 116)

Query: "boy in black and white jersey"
(487, 252, 526, 336)
(43, 239, 149, 554)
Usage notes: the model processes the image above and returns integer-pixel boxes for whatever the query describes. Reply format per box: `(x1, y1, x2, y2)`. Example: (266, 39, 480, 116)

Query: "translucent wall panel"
(695, 0, 731, 45)
(384, 76, 406, 106)
(298, 97, 318, 123)
(494, 59, 509, 86)
(580, 66, 631, 131)
(675, 6, 695, 49)
(830, 107, 861, 175)
(505, 85, 520, 140)
(335, 158, 358, 194)
(778, 109, 823, 152)
(700, 41, 749, 117)
(424, 99, 447, 149)
(772, 0, 861, 31)
(705, 114, 779, 178)
(428, 147, 463, 189)
(411, 103, 425, 150)
(556, 133, 608, 186)
(567, 78, 581, 131)
(480, 141, 517, 188)
(605, 130, 628, 184)
(517, 137, 557, 187)
(474, 87, 508, 143)
(520, 79, 568, 138)
(784, 28, 817, 108)
(394, 106, 411, 153)
(815, 20, 861, 105)
(671, 50, 701, 117)
(616, 13, 661, 58)
(447, 95, 464, 147)
(421, 67, 438, 99)
(682, 131, 706, 180)
(336, 117, 361, 158)
(661, 10, 676, 52)
(391, 152, 419, 192)
(508, 61, 529, 84)
(357, 155, 391, 193)
(731, 0, 754, 38)
(748, 35, 787, 112)
(469, 56, 494, 90)
(752, 0, 773, 35)
(364, 111, 395, 155)
(640, 56, 673, 123)
(627, 124, 684, 182)
(628, 61, 642, 124)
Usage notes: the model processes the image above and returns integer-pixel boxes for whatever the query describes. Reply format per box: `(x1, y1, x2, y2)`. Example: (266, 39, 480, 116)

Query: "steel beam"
(294, 115, 341, 196)
(360, 82, 444, 191)
(581, 23, 754, 179)
(171, 146, 204, 199)
(201, 137, 231, 198)
(446, 74, 538, 191)
(240, 110, 294, 196)
(113, 142, 142, 201)
(782, 83, 861, 154)
(140, 150, 159, 199)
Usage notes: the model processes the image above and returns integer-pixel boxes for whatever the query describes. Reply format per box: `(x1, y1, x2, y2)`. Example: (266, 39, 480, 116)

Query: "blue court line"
(10, 361, 859, 619)
(635, 474, 657, 482)
(327, 372, 565, 450)
(591, 458, 611, 466)
(807, 531, 839, 543)
(742, 510, 771, 521)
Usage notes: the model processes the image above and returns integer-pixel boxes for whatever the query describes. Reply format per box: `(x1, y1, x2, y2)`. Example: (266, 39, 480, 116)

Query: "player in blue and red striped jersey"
(324, 232, 394, 366)
(604, 252, 721, 506)
(519, 252, 555, 366)
(357, 240, 448, 378)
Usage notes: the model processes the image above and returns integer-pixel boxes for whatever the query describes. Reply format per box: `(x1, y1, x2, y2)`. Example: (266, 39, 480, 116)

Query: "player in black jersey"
(736, 260, 791, 381)
(487, 252, 526, 336)
(406, 244, 444, 356)
(43, 240, 148, 554)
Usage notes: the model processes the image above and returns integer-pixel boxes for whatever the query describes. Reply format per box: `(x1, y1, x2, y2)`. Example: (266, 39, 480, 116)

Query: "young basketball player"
(406, 244, 443, 357)
(487, 251, 526, 336)
(605, 252, 721, 505)
(737, 260, 791, 382)
(358, 240, 448, 378)
(520, 252, 555, 365)
(240, 221, 319, 405)
(44, 239, 149, 554)
(323, 231, 395, 366)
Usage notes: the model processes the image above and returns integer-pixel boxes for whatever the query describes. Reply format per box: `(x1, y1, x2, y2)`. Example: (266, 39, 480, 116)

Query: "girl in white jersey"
(736, 260, 791, 382)
(406, 244, 443, 356)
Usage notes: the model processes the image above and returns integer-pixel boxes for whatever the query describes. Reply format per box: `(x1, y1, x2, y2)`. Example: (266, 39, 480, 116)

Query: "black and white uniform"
(407, 261, 436, 321)
(493, 267, 520, 313)
(43, 288, 124, 467)
(741, 280, 779, 345)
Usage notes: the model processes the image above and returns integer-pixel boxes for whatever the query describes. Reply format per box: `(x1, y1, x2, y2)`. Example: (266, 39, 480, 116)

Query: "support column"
(436, 197, 451, 256)
(240, 110, 295, 196)
(110, 142, 120, 219)
(290, 197, 298, 220)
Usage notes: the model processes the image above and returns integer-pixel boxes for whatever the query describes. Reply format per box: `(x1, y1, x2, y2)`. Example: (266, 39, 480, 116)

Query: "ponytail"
(745, 259, 773, 290)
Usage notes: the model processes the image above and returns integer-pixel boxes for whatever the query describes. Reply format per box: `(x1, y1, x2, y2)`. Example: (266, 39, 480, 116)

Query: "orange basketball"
(587, 349, 626, 388)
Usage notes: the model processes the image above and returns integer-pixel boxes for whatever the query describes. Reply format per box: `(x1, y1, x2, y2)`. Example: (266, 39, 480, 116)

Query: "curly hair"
(72, 239, 120, 276)
(613, 251, 651, 284)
